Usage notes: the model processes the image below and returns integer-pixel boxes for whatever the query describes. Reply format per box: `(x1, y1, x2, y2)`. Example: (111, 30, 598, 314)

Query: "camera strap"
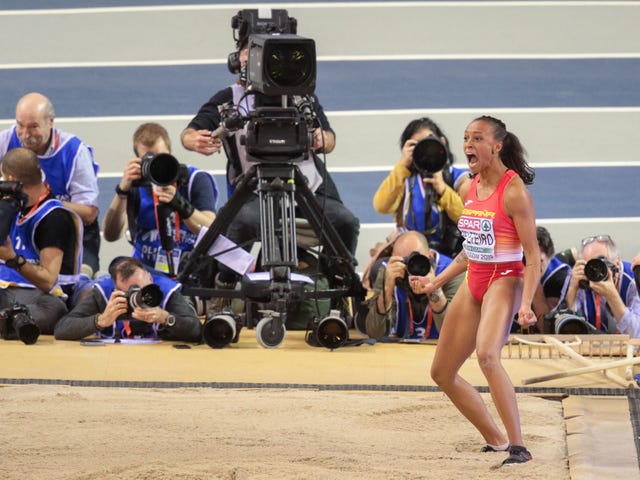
(152, 189, 181, 243)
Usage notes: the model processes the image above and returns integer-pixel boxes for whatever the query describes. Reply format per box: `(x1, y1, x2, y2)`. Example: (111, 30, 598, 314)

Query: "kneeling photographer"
(562, 234, 640, 337)
(373, 118, 471, 258)
(54, 257, 201, 342)
(364, 231, 464, 341)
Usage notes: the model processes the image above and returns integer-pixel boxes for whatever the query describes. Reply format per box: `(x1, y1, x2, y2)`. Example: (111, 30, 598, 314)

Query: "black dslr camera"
(543, 307, 597, 335)
(0, 181, 27, 241)
(396, 251, 432, 290)
(0, 303, 39, 345)
(132, 153, 188, 187)
(410, 135, 449, 178)
(579, 255, 618, 289)
(122, 284, 163, 314)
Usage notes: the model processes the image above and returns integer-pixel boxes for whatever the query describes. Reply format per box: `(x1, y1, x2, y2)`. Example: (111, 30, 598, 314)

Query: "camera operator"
(564, 234, 640, 337)
(0, 148, 82, 334)
(364, 231, 464, 341)
(102, 123, 218, 276)
(180, 10, 360, 287)
(373, 118, 471, 258)
(54, 256, 201, 342)
(0, 92, 101, 277)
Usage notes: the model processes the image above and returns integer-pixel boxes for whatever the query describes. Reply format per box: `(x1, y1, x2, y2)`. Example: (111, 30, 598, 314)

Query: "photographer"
(0, 148, 82, 334)
(564, 234, 640, 337)
(54, 256, 201, 342)
(102, 123, 218, 276)
(0, 92, 101, 277)
(530, 226, 572, 331)
(373, 118, 471, 258)
(180, 9, 360, 287)
(364, 231, 464, 341)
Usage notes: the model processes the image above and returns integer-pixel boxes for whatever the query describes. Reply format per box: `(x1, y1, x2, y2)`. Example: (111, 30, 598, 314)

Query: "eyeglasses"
(581, 235, 616, 248)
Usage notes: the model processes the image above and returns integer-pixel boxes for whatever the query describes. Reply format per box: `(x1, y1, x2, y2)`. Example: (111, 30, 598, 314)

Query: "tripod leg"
(178, 173, 258, 283)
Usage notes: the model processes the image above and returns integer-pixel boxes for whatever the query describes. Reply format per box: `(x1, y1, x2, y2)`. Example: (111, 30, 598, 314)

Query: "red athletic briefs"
(466, 260, 524, 303)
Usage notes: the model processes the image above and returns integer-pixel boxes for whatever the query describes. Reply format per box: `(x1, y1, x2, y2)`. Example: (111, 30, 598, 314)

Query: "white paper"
(195, 228, 256, 275)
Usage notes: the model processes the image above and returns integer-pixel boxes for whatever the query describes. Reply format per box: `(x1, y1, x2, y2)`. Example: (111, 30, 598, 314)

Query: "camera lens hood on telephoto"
(584, 256, 611, 283)
(139, 152, 181, 186)
(412, 136, 448, 176)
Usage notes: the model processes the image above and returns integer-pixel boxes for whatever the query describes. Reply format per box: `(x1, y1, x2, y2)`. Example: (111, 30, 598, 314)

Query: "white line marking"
(2, 2, 639, 16)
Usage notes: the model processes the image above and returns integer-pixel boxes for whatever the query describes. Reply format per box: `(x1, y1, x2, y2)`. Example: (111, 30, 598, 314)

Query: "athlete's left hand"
(517, 305, 537, 327)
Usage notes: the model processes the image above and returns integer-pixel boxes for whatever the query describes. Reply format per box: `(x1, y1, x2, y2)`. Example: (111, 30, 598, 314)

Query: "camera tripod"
(179, 161, 365, 348)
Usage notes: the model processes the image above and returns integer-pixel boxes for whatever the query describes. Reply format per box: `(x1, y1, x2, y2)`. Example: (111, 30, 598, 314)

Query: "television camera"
(179, 9, 365, 350)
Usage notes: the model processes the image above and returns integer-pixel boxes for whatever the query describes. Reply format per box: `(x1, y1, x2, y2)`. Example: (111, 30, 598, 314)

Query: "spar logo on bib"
(458, 214, 496, 260)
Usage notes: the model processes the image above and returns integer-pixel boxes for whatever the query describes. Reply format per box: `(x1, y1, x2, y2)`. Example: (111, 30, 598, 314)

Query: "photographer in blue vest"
(0, 92, 101, 277)
(54, 256, 201, 342)
(0, 148, 82, 334)
(564, 234, 640, 337)
(364, 230, 464, 341)
(102, 123, 218, 276)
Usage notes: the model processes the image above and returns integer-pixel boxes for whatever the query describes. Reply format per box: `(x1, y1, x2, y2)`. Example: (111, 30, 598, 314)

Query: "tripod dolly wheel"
(255, 316, 286, 348)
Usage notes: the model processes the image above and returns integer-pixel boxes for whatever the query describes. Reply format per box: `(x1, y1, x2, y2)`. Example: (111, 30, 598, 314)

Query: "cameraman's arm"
(182, 89, 230, 156)
(364, 265, 396, 340)
(160, 172, 217, 235)
(54, 288, 107, 340)
(158, 292, 202, 342)
(373, 161, 412, 214)
(0, 240, 63, 293)
(565, 260, 586, 311)
(103, 157, 143, 241)
(64, 143, 99, 225)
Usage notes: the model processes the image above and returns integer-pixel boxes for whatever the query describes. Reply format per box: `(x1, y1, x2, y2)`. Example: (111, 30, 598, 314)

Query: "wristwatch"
(5, 254, 26, 271)
(428, 289, 444, 304)
(165, 314, 176, 327)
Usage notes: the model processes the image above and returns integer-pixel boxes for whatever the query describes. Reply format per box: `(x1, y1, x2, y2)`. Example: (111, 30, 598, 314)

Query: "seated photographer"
(180, 10, 360, 286)
(563, 234, 640, 337)
(530, 226, 572, 330)
(373, 118, 471, 258)
(364, 231, 464, 341)
(0, 148, 82, 334)
(54, 256, 201, 342)
(102, 123, 218, 276)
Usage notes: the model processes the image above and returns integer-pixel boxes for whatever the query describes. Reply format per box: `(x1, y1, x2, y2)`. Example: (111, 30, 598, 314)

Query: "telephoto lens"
(411, 135, 448, 176)
(202, 309, 240, 349)
(315, 310, 349, 350)
(584, 256, 611, 282)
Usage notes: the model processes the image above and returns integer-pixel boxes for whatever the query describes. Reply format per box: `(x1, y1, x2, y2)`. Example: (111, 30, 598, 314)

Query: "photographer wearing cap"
(564, 234, 640, 337)
(54, 256, 201, 342)
(180, 9, 360, 287)
(364, 230, 464, 341)
(102, 123, 218, 276)
(0, 148, 82, 334)
(0, 92, 101, 277)
(373, 118, 471, 258)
